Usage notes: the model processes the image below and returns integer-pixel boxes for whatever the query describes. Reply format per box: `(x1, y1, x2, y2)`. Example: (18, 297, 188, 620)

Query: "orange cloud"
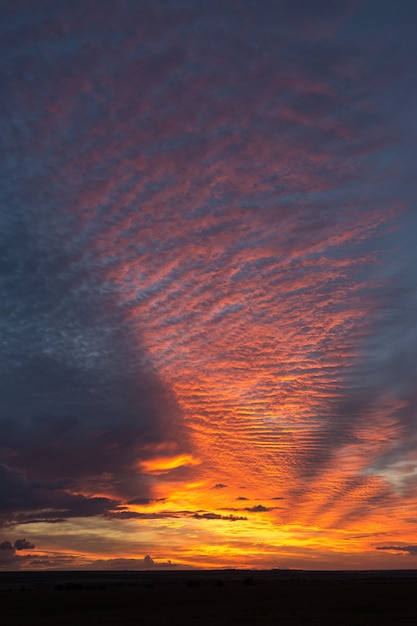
(139, 455, 201, 475)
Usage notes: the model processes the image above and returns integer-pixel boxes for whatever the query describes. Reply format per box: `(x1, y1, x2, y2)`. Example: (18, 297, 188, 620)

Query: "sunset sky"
(1, 0, 417, 571)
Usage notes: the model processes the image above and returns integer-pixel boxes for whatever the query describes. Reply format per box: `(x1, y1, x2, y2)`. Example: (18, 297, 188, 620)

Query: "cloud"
(0, 538, 35, 568)
(13, 538, 35, 550)
(0, 0, 416, 568)
(376, 545, 417, 556)
(107, 508, 249, 522)
(193, 513, 247, 522)
(105, 510, 181, 521)
(127, 497, 166, 506)
(0, 198, 192, 525)
(0, 541, 15, 565)
(0, 463, 123, 526)
(139, 454, 200, 475)
(244, 505, 273, 513)
(144, 554, 155, 568)
(87, 555, 178, 571)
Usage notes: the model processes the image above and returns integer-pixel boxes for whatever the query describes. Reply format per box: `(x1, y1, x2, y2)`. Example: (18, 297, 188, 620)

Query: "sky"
(1, 0, 417, 571)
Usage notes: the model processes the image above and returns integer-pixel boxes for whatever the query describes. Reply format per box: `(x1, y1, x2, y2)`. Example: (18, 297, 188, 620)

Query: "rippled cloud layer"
(1, 0, 416, 569)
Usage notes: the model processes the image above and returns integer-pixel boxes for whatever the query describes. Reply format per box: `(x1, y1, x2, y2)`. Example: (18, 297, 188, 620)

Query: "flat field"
(1, 569, 416, 625)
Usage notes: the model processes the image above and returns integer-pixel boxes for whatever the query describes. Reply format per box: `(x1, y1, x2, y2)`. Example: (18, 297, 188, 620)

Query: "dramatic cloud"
(0, 0, 416, 569)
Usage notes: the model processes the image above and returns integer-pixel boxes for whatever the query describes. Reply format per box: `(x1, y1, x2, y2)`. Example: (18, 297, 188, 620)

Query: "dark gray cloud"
(0, 541, 16, 566)
(0, 537, 35, 568)
(244, 505, 273, 513)
(13, 538, 35, 550)
(0, 463, 123, 526)
(106, 508, 249, 522)
(127, 497, 166, 506)
(193, 512, 247, 522)
(105, 510, 181, 521)
(377, 545, 417, 556)
(0, 161, 191, 525)
(86, 555, 180, 571)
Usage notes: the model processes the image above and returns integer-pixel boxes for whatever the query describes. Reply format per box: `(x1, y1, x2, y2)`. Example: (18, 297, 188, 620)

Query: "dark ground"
(1, 569, 416, 625)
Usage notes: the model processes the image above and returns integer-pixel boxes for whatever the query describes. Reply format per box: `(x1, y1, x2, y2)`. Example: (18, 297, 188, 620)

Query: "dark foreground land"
(1, 569, 416, 625)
